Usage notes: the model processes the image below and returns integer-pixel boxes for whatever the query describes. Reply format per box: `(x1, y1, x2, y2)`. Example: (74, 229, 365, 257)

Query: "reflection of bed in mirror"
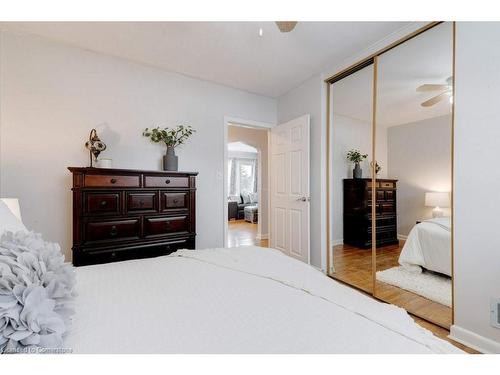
(398, 217, 451, 277)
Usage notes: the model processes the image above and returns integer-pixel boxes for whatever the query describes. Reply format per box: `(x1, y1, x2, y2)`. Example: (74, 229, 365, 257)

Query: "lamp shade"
(1, 198, 22, 221)
(425, 192, 450, 208)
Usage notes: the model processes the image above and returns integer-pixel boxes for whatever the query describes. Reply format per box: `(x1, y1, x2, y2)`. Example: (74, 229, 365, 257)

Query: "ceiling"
(332, 22, 453, 127)
(0, 21, 409, 98)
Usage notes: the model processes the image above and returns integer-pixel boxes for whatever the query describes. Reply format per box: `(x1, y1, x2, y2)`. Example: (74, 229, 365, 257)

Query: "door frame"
(223, 116, 275, 247)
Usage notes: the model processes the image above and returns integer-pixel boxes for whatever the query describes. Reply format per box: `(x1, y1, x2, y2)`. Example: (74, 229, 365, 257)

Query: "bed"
(64, 246, 462, 353)
(0, 200, 461, 353)
(398, 217, 451, 277)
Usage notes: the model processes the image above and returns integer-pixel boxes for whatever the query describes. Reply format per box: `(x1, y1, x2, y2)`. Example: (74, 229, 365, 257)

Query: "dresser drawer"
(162, 192, 188, 210)
(85, 192, 121, 215)
(73, 237, 193, 266)
(144, 216, 189, 237)
(379, 202, 395, 214)
(84, 219, 140, 243)
(376, 190, 385, 201)
(126, 192, 158, 212)
(380, 181, 395, 189)
(144, 176, 189, 188)
(85, 174, 140, 188)
(384, 190, 395, 201)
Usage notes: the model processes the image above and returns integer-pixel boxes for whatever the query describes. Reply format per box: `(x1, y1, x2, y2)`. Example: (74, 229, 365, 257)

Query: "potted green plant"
(143, 125, 195, 171)
(346, 149, 368, 179)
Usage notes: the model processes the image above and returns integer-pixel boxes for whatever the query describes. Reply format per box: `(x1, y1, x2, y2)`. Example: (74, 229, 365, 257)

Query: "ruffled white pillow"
(0, 231, 76, 354)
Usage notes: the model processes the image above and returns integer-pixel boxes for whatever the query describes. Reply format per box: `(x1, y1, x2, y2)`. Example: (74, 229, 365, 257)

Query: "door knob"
(296, 196, 310, 202)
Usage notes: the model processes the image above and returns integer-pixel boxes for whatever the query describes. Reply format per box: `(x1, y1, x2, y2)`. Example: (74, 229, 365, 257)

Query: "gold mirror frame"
(325, 21, 455, 327)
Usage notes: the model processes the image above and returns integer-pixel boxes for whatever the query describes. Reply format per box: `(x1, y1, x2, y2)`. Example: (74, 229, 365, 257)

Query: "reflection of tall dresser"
(343, 178, 398, 249)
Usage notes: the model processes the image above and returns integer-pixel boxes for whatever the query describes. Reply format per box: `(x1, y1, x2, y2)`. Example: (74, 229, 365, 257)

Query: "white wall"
(277, 74, 325, 268)
(450, 22, 500, 353)
(227, 125, 269, 236)
(0, 31, 276, 261)
(387, 115, 452, 236)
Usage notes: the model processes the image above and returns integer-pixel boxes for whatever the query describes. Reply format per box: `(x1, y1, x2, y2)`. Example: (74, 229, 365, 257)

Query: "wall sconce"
(85, 129, 106, 167)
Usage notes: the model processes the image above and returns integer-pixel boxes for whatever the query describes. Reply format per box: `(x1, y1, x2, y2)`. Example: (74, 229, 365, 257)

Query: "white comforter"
(399, 217, 452, 276)
(65, 246, 461, 353)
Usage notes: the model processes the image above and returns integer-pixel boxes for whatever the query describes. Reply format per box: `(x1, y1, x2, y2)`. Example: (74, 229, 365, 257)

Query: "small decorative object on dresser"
(142, 125, 195, 171)
(68, 167, 198, 266)
(84, 129, 107, 168)
(371, 161, 382, 176)
(346, 149, 368, 179)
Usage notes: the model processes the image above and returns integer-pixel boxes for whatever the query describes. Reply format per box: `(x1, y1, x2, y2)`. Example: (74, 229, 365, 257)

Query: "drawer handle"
(110, 226, 118, 236)
(100, 200, 107, 207)
(111, 252, 117, 258)
(165, 179, 171, 184)
(139, 200, 144, 206)
(173, 199, 179, 204)
(110, 178, 117, 184)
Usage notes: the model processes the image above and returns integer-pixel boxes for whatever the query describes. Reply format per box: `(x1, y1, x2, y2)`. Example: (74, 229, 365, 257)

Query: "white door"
(270, 114, 310, 263)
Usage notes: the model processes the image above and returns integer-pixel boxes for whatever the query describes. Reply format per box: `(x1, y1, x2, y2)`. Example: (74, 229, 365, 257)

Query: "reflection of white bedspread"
(399, 217, 451, 276)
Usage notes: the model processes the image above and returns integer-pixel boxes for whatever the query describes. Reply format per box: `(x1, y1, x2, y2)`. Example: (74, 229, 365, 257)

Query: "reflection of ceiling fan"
(275, 22, 298, 32)
(417, 76, 453, 107)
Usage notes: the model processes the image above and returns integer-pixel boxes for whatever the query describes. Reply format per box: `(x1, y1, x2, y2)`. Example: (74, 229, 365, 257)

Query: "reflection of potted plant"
(143, 125, 195, 171)
(346, 149, 368, 179)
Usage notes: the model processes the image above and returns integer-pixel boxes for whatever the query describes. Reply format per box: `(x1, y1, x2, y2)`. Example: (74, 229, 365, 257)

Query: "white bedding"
(398, 217, 452, 276)
(64, 246, 461, 353)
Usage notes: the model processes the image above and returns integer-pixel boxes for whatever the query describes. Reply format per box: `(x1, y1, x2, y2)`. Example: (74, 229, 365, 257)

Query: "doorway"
(223, 118, 272, 248)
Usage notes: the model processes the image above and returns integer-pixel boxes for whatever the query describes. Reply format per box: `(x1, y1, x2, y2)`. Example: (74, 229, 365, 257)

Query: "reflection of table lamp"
(425, 192, 450, 218)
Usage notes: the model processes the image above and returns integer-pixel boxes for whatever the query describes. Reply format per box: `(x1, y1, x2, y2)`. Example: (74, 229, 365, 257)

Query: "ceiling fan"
(275, 22, 298, 33)
(417, 76, 453, 107)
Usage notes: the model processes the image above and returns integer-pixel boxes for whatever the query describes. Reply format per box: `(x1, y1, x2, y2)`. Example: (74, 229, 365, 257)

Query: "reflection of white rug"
(376, 266, 451, 307)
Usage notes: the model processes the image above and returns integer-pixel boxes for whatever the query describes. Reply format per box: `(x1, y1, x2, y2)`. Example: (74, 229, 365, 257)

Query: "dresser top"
(343, 178, 398, 182)
(68, 167, 198, 176)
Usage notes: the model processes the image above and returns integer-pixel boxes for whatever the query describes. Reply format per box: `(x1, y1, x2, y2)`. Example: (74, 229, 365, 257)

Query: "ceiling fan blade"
(275, 21, 298, 33)
(421, 92, 449, 107)
(417, 84, 450, 92)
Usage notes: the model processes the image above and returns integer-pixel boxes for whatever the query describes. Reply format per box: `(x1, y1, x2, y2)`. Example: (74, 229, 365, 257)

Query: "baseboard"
(449, 325, 500, 354)
(331, 239, 343, 246)
(397, 233, 408, 241)
(256, 233, 268, 240)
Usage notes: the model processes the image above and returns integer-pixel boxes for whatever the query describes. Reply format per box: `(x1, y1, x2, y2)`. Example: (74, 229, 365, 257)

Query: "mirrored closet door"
(328, 22, 454, 328)
(329, 63, 375, 294)
(374, 22, 453, 328)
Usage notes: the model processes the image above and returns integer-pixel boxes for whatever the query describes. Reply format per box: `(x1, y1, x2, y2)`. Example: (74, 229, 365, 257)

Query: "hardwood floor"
(331, 244, 475, 352)
(412, 316, 478, 354)
(332, 242, 452, 328)
(227, 220, 268, 248)
(374, 243, 452, 329)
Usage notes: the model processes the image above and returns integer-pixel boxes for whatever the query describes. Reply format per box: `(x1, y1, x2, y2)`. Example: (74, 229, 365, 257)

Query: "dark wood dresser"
(343, 178, 398, 249)
(68, 167, 197, 266)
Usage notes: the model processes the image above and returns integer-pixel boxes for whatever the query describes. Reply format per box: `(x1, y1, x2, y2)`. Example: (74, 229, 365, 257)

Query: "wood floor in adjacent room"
(227, 220, 268, 248)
